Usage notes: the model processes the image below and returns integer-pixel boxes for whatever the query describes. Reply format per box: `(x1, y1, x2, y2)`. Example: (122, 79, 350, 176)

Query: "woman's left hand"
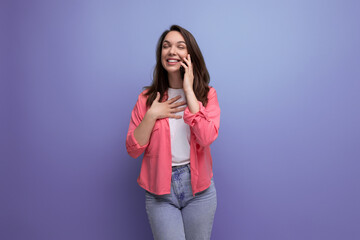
(180, 54, 194, 92)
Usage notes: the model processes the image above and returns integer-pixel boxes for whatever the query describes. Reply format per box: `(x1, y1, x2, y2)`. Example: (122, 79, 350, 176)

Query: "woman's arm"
(180, 54, 220, 147)
(183, 87, 221, 147)
(133, 112, 157, 147)
(181, 54, 199, 114)
(126, 92, 151, 158)
(184, 88, 200, 114)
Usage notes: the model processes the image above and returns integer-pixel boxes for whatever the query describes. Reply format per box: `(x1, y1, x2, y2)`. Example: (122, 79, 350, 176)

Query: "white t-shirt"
(167, 87, 191, 166)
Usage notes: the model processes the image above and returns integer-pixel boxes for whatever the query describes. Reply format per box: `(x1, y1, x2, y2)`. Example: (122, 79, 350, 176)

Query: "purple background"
(2, 0, 360, 239)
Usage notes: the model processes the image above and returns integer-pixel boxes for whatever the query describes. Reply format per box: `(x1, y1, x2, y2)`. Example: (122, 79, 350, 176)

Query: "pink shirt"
(126, 87, 220, 196)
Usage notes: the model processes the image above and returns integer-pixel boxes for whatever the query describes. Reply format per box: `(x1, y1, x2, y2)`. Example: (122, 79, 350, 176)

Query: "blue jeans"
(145, 164, 217, 240)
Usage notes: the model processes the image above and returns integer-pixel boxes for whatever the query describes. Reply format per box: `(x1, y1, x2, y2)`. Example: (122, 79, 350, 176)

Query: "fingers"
(182, 54, 192, 69)
(171, 101, 187, 108)
(168, 104, 187, 119)
(167, 95, 182, 104)
(171, 106, 186, 113)
(168, 114, 182, 119)
(155, 92, 160, 102)
(180, 61, 188, 71)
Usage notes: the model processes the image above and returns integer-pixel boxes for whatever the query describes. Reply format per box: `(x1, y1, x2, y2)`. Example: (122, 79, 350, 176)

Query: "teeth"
(168, 59, 179, 62)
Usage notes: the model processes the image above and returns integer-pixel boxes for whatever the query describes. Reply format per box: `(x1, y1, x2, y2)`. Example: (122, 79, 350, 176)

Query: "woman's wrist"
(145, 110, 158, 122)
(184, 88, 199, 114)
(183, 87, 194, 95)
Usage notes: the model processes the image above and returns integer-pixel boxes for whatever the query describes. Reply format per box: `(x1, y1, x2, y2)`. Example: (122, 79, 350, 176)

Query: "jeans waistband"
(172, 163, 190, 171)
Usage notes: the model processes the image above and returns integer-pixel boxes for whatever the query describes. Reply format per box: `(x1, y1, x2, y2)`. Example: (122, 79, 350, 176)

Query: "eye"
(162, 45, 168, 48)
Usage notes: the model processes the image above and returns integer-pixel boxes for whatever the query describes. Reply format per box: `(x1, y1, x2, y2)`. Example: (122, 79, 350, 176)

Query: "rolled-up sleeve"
(126, 92, 149, 158)
(183, 87, 220, 147)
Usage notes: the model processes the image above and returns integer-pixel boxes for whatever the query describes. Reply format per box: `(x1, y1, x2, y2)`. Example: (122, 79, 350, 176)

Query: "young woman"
(126, 25, 220, 240)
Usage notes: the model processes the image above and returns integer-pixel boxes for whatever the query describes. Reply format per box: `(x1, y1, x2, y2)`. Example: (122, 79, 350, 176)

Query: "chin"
(166, 68, 180, 73)
(163, 65, 180, 73)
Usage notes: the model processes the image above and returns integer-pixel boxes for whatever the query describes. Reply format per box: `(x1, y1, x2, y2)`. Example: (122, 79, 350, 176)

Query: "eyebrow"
(163, 40, 186, 44)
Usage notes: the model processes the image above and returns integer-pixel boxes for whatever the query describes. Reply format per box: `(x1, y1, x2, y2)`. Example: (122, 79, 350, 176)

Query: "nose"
(169, 45, 176, 55)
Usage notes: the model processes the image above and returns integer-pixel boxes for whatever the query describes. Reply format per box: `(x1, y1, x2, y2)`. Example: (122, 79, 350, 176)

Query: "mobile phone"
(180, 61, 187, 80)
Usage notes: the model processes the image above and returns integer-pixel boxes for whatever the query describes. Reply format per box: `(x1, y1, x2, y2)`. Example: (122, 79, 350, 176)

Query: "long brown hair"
(144, 25, 210, 107)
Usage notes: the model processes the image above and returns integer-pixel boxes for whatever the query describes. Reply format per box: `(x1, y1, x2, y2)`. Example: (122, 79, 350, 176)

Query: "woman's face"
(161, 31, 188, 73)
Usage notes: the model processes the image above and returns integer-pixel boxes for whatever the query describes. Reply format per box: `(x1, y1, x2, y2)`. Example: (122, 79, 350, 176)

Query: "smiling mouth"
(167, 59, 180, 63)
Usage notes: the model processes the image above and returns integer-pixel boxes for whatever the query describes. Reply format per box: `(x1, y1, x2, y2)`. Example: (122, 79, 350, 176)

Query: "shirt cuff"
(183, 101, 211, 127)
(126, 130, 149, 152)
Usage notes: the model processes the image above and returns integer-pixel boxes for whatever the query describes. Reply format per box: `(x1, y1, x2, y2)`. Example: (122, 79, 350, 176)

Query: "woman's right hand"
(147, 92, 187, 120)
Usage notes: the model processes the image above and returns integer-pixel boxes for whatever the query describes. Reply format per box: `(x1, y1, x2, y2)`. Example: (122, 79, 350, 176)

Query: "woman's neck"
(168, 71, 183, 89)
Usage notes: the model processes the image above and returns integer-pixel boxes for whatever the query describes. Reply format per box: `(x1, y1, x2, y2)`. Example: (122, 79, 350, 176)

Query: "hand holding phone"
(180, 54, 194, 91)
